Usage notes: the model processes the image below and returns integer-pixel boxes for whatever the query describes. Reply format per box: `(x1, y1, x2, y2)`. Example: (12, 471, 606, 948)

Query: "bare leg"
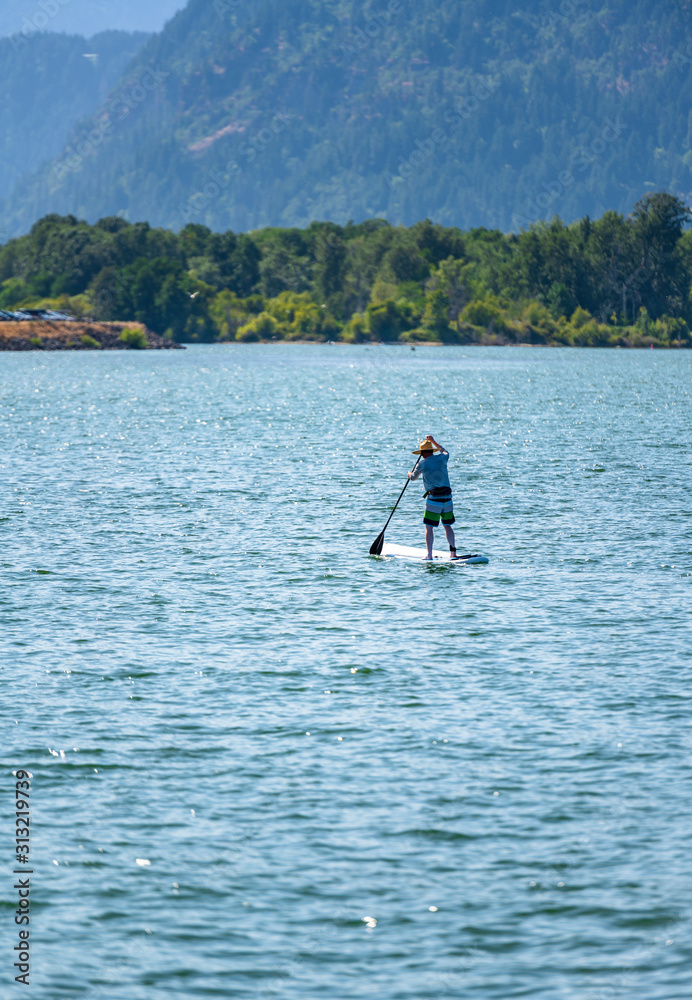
(425, 525, 434, 560)
(444, 523, 457, 556)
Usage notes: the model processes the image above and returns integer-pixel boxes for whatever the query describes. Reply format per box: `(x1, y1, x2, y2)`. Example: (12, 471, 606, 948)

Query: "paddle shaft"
(370, 456, 420, 554)
(382, 456, 420, 534)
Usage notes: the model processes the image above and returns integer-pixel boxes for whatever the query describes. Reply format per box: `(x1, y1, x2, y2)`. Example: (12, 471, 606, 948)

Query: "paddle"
(369, 456, 420, 555)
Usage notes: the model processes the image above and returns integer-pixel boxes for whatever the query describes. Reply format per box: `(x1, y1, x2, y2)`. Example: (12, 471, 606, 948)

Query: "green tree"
(209, 290, 250, 340)
(366, 299, 416, 341)
(421, 289, 452, 340)
(312, 228, 347, 309)
(236, 312, 279, 341)
(429, 257, 475, 330)
(630, 193, 692, 319)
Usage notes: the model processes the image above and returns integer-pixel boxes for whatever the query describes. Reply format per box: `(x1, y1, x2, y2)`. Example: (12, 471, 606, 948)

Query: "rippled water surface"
(2, 344, 691, 999)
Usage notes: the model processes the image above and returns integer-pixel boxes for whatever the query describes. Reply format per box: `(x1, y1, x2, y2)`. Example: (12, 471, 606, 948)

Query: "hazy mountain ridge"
(0, 30, 150, 212)
(3, 0, 692, 235)
(0, 1, 183, 38)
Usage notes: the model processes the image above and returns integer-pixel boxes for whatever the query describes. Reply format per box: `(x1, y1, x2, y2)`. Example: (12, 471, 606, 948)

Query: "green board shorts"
(424, 493, 455, 526)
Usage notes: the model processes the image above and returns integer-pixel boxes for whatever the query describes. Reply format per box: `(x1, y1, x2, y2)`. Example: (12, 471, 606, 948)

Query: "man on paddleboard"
(408, 435, 460, 560)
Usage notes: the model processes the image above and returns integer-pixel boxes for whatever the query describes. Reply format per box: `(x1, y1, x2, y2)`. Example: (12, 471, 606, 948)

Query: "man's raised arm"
(427, 435, 448, 455)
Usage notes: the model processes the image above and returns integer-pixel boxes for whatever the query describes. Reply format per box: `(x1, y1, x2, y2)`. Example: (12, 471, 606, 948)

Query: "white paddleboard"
(381, 543, 489, 564)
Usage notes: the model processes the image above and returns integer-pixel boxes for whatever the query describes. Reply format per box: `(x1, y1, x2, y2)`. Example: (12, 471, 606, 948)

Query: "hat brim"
(412, 446, 438, 454)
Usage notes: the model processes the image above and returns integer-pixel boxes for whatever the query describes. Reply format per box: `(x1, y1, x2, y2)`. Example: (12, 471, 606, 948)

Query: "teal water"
(1, 344, 690, 999)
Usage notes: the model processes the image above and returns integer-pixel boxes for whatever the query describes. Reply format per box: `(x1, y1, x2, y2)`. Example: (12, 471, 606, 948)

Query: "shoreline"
(192, 338, 691, 349)
(4, 328, 689, 351)
(0, 321, 184, 351)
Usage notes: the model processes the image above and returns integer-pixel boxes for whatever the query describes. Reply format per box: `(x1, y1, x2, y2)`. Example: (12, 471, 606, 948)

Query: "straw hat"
(412, 437, 439, 455)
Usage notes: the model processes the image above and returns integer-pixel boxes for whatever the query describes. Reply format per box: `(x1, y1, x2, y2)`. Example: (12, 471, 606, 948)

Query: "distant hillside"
(0, 31, 149, 209)
(0, 1, 182, 38)
(3, 0, 692, 235)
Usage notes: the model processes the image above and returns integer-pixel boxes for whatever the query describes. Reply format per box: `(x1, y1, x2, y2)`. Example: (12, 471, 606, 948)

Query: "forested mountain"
(3, 0, 692, 236)
(0, 1, 182, 38)
(0, 31, 149, 207)
(1, 193, 690, 348)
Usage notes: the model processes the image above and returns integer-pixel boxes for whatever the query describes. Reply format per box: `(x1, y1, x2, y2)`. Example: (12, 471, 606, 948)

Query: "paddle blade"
(369, 531, 385, 556)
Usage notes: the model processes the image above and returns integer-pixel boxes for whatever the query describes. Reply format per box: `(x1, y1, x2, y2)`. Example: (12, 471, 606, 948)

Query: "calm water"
(1, 344, 690, 1000)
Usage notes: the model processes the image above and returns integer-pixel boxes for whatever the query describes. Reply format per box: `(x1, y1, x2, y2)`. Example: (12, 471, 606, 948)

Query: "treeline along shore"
(1, 193, 691, 350)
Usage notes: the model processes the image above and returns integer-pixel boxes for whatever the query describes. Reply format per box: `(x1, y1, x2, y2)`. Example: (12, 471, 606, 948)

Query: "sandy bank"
(0, 321, 184, 351)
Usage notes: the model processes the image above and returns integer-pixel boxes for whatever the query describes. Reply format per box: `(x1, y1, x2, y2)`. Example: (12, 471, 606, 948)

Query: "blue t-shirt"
(412, 448, 451, 492)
